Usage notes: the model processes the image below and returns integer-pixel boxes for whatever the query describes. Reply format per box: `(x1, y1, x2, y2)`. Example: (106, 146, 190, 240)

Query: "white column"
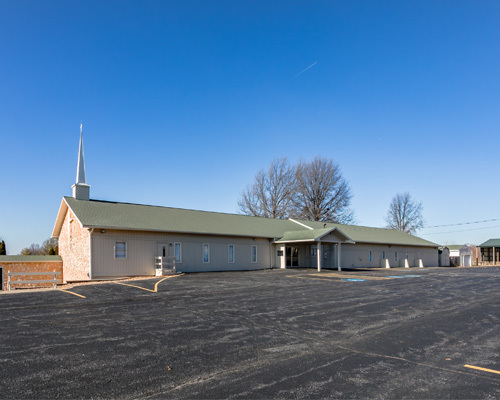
(317, 242, 322, 272)
(337, 242, 342, 271)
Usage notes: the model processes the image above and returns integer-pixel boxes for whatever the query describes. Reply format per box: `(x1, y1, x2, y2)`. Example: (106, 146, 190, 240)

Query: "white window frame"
(228, 244, 235, 263)
(174, 242, 182, 263)
(114, 241, 127, 259)
(203, 243, 210, 263)
(251, 245, 257, 263)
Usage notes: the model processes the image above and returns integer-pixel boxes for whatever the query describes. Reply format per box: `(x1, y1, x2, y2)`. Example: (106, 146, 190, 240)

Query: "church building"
(52, 129, 440, 281)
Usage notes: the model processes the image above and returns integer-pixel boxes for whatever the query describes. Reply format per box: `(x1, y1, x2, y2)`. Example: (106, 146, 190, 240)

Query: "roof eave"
(81, 224, 277, 240)
(349, 240, 440, 248)
(51, 198, 69, 238)
(52, 197, 87, 238)
(275, 239, 316, 244)
(316, 227, 355, 243)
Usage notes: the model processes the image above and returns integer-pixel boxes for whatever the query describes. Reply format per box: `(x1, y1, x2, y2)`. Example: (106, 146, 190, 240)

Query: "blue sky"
(1, 0, 499, 254)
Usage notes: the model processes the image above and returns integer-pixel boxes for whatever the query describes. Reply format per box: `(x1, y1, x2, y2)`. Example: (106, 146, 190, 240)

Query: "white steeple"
(76, 122, 86, 184)
(72, 122, 90, 201)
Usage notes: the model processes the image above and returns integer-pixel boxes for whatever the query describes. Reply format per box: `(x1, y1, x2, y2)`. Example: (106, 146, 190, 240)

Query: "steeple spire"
(76, 122, 86, 184)
(72, 122, 90, 201)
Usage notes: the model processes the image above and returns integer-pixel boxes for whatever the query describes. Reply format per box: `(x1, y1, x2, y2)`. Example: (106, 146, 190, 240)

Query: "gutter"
(88, 228, 94, 280)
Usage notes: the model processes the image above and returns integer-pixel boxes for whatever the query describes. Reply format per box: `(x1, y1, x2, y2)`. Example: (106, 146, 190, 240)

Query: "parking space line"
(114, 274, 184, 293)
(309, 273, 393, 281)
(286, 275, 342, 282)
(154, 277, 168, 291)
(58, 289, 86, 299)
(114, 281, 156, 292)
(464, 364, 500, 375)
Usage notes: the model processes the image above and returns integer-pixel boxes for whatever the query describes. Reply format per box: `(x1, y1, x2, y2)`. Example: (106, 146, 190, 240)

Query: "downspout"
(317, 241, 322, 272)
(88, 228, 94, 280)
(269, 239, 273, 269)
(338, 242, 342, 272)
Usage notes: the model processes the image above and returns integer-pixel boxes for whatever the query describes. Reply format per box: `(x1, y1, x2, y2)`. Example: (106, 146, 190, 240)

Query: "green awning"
(275, 227, 354, 244)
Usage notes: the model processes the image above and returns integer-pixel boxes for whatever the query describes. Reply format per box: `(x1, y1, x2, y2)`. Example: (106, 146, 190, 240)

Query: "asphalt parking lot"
(1, 267, 499, 399)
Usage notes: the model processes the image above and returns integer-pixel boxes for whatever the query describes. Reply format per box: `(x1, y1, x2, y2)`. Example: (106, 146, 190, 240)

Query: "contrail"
(291, 61, 318, 80)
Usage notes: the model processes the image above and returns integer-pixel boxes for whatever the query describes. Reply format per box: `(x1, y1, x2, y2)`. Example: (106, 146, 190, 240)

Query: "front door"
(157, 243, 169, 264)
(310, 245, 317, 269)
(285, 246, 299, 267)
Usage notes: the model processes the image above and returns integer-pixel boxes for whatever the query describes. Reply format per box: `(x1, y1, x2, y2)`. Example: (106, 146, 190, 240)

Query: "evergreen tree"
(42, 238, 58, 255)
(0, 240, 6, 255)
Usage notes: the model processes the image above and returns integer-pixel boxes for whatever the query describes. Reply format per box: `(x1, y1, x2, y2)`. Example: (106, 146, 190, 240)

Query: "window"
(310, 246, 317, 257)
(251, 245, 257, 263)
(203, 244, 210, 263)
(395, 252, 398, 262)
(228, 244, 235, 263)
(115, 242, 127, 259)
(174, 243, 182, 263)
(382, 251, 386, 259)
(406, 252, 409, 259)
(369, 250, 372, 262)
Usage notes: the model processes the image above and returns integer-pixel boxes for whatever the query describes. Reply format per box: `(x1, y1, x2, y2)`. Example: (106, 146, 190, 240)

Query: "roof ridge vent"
(288, 218, 314, 230)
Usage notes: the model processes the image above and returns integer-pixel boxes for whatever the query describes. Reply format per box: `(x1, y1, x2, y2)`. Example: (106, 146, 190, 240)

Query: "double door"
(285, 246, 299, 267)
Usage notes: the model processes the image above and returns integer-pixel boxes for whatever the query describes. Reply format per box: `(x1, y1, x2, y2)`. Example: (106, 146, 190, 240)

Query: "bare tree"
(20, 243, 43, 255)
(238, 158, 296, 218)
(291, 156, 355, 224)
(385, 192, 424, 234)
(19, 238, 58, 255)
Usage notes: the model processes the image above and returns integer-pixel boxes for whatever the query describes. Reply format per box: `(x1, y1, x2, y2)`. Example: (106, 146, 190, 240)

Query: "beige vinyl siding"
(91, 233, 156, 277)
(339, 243, 439, 268)
(90, 229, 272, 277)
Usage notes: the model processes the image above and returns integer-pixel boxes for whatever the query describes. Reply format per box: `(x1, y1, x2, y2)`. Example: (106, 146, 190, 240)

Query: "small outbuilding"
(438, 247, 450, 267)
(479, 239, 500, 265)
(447, 245, 473, 267)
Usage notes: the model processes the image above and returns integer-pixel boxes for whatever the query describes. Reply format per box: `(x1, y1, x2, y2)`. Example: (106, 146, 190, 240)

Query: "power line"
(422, 218, 500, 229)
(419, 224, 500, 236)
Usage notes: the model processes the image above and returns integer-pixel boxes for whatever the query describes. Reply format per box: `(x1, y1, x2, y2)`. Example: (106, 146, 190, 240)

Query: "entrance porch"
(275, 227, 355, 272)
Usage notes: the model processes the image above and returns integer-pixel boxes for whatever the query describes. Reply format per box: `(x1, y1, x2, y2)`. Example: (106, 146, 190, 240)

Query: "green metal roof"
(479, 238, 500, 248)
(275, 227, 353, 243)
(56, 197, 439, 248)
(446, 245, 465, 250)
(61, 197, 302, 238)
(276, 228, 336, 242)
(0, 255, 62, 262)
(300, 220, 439, 247)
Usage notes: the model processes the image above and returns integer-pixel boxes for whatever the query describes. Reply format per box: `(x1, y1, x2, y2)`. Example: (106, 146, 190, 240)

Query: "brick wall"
(58, 209, 91, 281)
(0, 257, 63, 290)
